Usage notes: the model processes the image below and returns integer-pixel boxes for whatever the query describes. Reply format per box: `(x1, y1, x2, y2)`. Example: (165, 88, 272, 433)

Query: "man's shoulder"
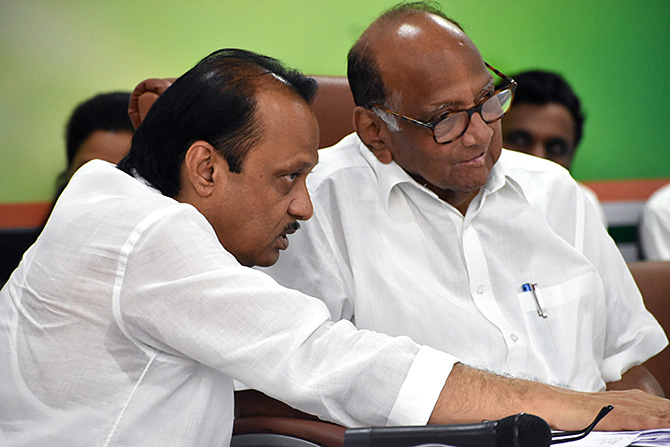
(72, 160, 170, 203)
(497, 149, 575, 188)
(309, 133, 374, 188)
(63, 160, 202, 231)
(499, 149, 569, 175)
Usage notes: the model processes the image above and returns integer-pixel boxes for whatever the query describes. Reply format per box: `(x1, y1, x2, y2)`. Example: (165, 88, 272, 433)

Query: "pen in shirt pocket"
(522, 283, 548, 318)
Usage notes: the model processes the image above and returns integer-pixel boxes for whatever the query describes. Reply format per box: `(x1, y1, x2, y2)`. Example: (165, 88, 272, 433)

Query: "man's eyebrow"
(479, 79, 496, 95)
(425, 79, 496, 119)
(276, 159, 317, 174)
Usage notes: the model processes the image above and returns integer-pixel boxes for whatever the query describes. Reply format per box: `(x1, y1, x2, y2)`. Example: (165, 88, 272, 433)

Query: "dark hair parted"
(503, 70, 585, 147)
(65, 92, 133, 165)
(347, 1, 463, 108)
(117, 48, 317, 197)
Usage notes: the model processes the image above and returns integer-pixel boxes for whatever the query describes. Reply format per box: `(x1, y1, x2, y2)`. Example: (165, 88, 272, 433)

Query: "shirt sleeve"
(113, 205, 455, 427)
(388, 346, 456, 426)
(574, 183, 668, 382)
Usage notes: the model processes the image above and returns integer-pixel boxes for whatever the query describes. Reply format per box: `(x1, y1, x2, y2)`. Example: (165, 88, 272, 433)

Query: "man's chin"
(254, 251, 281, 268)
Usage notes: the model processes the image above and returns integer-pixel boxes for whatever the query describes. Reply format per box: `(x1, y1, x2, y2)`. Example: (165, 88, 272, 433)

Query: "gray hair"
(373, 93, 402, 132)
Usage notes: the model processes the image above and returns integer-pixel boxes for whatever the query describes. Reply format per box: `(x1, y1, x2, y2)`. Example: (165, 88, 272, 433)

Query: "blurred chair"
(628, 261, 670, 396)
(128, 75, 355, 148)
(309, 76, 355, 148)
(232, 416, 345, 447)
(0, 228, 41, 287)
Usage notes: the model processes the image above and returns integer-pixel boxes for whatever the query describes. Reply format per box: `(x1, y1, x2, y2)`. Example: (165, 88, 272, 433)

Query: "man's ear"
(182, 141, 221, 198)
(353, 106, 393, 164)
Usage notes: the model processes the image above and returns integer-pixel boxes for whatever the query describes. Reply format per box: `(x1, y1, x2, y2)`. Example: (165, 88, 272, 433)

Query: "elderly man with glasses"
(262, 0, 667, 406)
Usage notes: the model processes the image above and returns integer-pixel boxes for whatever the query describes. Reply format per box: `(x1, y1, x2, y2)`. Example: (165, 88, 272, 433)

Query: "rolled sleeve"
(387, 345, 458, 426)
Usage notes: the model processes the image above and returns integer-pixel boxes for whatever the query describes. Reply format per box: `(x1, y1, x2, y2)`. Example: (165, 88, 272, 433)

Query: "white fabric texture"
(579, 182, 607, 227)
(0, 160, 456, 447)
(640, 183, 670, 260)
(262, 133, 667, 393)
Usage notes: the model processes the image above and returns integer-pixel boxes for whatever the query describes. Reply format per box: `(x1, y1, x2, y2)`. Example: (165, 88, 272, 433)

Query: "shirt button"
(477, 285, 486, 294)
(510, 333, 519, 342)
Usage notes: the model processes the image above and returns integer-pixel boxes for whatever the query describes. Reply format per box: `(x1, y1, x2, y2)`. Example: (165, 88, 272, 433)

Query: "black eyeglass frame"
(552, 405, 614, 444)
(371, 62, 517, 145)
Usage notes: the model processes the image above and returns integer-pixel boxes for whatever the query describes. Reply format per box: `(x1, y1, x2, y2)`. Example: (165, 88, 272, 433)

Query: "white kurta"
(263, 133, 667, 392)
(640, 183, 670, 260)
(0, 160, 455, 446)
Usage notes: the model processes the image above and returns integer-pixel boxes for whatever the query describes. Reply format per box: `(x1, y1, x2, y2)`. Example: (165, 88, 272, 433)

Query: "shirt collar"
(356, 136, 426, 212)
(489, 149, 530, 203)
(128, 166, 163, 195)
(357, 136, 529, 211)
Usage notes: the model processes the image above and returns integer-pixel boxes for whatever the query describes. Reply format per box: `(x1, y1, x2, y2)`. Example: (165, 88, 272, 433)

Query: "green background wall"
(1, 1, 669, 203)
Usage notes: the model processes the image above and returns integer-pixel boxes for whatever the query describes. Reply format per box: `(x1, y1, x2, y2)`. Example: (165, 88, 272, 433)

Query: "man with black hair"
(263, 0, 669, 421)
(500, 70, 607, 225)
(2, 48, 456, 445)
(501, 71, 583, 170)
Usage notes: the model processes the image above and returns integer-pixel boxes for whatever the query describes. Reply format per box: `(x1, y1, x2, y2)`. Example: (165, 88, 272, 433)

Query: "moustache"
(283, 221, 301, 236)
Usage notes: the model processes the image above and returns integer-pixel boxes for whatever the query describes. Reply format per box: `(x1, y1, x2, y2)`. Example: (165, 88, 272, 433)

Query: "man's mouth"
(278, 221, 301, 250)
(460, 152, 486, 164)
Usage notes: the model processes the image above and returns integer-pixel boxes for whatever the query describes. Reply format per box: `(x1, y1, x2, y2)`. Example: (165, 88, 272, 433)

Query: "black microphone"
(344, 413, 551, 447)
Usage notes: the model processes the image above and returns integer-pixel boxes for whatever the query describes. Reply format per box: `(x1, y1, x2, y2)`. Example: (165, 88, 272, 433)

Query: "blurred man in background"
(500, 70, 607, 225)
(1, 92, 134, 287)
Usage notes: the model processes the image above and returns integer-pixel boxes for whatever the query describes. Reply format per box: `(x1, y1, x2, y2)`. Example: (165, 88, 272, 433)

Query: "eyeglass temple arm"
(485, 62, 517, 87)
(551, 405, 614, 444)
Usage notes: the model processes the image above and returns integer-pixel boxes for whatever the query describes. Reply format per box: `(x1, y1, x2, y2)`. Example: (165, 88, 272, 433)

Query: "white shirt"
(640, 183, 670, 260)
(579, 182, 607, 227)
(0, 160, 456, 447)
(263, 133, 667, 392)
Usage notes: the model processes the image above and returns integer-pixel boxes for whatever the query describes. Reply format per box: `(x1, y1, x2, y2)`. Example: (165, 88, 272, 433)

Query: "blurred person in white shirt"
(640, 183, 670, 260)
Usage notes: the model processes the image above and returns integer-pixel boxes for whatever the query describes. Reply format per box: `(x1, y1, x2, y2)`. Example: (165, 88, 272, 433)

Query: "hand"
(128, 77, 176, 129)
(549, 387, 670, 431)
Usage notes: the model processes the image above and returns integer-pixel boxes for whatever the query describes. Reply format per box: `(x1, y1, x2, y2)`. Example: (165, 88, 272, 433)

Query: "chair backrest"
(628, 260, 670, 395)
(129, 75, 355, 149)
(0, 227, 41, 287)
(310, 75, 355, 148)
(233, 416, 345, 447)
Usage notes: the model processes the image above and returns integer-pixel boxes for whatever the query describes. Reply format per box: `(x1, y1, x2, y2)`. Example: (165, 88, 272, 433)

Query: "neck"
(433, 186, 479, 215)
(411, 173, 479, 216)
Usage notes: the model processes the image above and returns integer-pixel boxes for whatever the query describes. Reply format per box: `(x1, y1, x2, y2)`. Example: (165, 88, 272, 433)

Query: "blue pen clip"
(522, 283, 548, 318)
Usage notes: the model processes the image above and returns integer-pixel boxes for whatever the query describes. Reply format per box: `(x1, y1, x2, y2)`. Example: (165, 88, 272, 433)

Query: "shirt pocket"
(516, 272, 607, 390)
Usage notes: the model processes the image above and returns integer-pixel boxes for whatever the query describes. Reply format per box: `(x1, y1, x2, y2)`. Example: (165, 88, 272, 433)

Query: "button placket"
(462, 224, 526, 365)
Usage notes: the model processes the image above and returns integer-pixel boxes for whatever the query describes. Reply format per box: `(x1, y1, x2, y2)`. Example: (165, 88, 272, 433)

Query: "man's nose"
(527, 142, 547, 160)
(289, 182, 314, 221)
(460, 112, 493, 146)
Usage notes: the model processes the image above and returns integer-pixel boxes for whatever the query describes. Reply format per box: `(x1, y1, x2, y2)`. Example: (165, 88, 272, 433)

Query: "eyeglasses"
(551, 405, 614, 444)
(371, 62, 517, 144)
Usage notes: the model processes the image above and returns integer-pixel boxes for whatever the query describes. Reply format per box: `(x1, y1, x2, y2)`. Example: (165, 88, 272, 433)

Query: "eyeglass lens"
(433, 88, 514, 143)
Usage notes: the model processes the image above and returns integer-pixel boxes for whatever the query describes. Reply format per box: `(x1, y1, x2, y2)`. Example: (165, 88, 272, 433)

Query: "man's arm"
(606, 365, 664, 397)
(237, 363, 670, 432)
(429, 363, 670, 431)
